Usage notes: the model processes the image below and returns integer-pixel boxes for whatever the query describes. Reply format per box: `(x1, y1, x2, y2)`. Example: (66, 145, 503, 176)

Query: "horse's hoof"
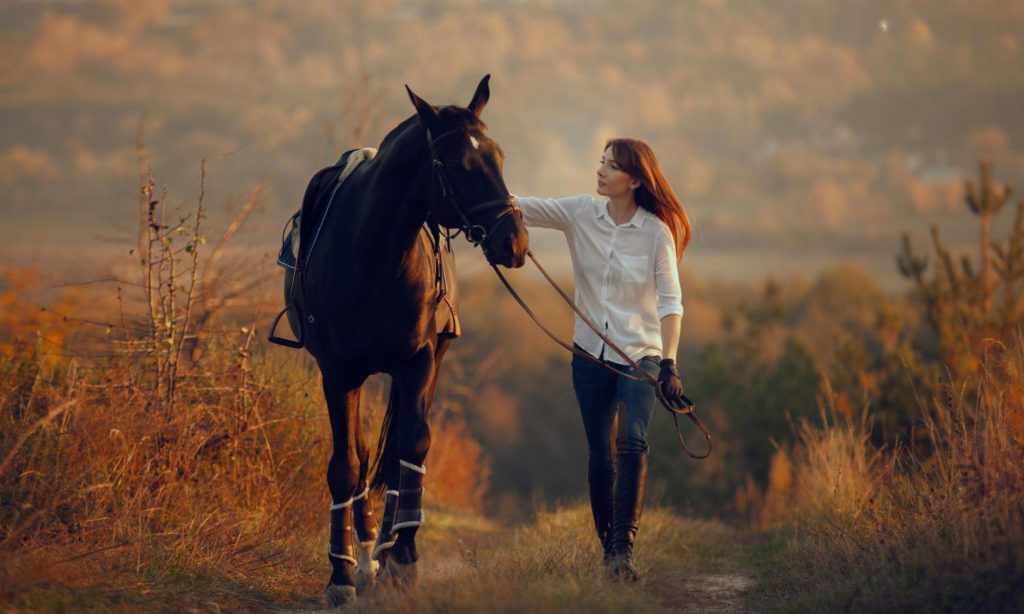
(325, 583, 357, 607)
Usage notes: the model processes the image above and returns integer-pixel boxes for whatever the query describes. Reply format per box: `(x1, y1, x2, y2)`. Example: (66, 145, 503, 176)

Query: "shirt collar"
(596, 200, 648, 228)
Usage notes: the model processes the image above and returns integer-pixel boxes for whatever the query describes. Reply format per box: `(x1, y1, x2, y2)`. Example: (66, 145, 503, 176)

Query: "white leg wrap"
(399, 459, 426, 474)
(392, 509, 426, 531)
(329, 496, 357, 566)
(371, 490, 400, 560)
(390, 460, 426, 531)
(371, 539, 396, 560)
(327, 544, 357, 566)
(330, 498, 353, 511)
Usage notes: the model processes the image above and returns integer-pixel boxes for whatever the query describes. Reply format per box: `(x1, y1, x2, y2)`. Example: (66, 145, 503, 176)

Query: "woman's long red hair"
(606, 138, 690, 261)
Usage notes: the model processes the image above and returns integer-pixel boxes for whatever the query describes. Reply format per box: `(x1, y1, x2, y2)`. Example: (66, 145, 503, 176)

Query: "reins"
(424, 125, 710, 459)
(489, 252, 712, 460)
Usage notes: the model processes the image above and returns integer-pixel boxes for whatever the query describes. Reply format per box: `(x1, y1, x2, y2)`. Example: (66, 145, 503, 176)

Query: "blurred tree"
(965, 158, 1012, 313)
(899, 159, 1023, 379)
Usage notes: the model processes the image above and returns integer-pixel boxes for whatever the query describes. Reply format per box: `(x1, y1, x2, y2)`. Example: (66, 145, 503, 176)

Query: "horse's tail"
(368, 382, 399, 493)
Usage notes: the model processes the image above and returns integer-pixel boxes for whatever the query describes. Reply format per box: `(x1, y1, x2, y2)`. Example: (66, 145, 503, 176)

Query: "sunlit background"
(3, 3, 1024, 609)
(2, 0, 1023, 288)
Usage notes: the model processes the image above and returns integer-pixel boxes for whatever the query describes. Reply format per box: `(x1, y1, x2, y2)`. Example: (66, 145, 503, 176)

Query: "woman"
(515, 138, 690, 582)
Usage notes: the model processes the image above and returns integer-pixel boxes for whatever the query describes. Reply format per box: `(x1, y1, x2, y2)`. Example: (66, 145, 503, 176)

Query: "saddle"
(278, 147, 377, 271)
(270, 148, 460, 348)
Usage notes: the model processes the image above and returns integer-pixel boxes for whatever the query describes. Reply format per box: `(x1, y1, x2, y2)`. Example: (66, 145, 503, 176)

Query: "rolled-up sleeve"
(514, 194, 590, 231)
(654, 227, 683, 319)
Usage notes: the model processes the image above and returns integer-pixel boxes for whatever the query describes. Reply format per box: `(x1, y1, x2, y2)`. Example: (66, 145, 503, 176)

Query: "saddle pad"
(277, 147, 377, 271)
(277, 147, 459, 341)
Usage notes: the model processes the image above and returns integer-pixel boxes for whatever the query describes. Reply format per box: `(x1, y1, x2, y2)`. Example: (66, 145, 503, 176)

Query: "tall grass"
(0, 288, 328, 610)
(757, 339, 1024, 612)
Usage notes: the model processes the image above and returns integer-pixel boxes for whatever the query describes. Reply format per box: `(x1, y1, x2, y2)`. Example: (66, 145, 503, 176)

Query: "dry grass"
(0, 321, 740, 613)
(12, 152, 1020, 611)
(0, 157, 495, 610)
(0, 262, 744, 613)
(341, 504, 741, 614)
(2, 251, 757, 613)
(754, 339, 1024, 612)
(0, 265, 502, 611)
(0, 315, 325, 609)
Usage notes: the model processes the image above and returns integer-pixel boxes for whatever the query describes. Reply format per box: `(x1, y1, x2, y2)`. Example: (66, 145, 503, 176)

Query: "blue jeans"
(571, 348, 659, 468)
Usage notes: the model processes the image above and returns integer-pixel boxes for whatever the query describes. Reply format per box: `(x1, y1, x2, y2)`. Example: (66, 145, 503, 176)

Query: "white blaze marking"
(469, 135, 480, 150)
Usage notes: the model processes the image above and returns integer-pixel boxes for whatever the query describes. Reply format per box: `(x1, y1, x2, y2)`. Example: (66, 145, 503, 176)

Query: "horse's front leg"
(377, 339, 451, 584)
(320, 364, 364, 607)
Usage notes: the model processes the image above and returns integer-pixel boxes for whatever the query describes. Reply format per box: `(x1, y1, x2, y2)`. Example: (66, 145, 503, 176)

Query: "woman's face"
(596, 146, 638, 199)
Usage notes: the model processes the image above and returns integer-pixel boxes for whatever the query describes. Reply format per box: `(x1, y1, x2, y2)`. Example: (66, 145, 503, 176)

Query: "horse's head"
(406, 75, 528, 269)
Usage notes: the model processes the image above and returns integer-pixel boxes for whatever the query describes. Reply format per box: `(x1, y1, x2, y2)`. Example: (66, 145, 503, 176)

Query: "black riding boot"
(588, 460, 615, 564)
(609, 452, 647, 582)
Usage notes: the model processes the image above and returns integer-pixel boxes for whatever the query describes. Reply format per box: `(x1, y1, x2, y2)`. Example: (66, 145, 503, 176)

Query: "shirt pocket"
(619, 254, 649, 285)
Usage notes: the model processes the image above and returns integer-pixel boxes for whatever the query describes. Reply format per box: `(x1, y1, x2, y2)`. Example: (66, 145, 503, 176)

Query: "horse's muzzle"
(486, 224, 528, 268)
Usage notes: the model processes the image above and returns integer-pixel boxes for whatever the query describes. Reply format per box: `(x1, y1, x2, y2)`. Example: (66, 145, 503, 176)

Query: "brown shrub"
(758, 339, 1024, 611)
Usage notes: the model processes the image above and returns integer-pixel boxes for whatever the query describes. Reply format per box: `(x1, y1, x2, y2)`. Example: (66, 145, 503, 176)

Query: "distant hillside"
(1, 0, 1022, 284)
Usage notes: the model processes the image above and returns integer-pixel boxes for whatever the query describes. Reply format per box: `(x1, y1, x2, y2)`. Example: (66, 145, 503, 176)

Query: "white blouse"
(515, 194, 683, 363)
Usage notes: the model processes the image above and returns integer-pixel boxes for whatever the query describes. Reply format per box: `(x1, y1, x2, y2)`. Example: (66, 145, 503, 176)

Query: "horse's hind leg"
(320, 366, 364, 606)
(377, 340, 451, 585)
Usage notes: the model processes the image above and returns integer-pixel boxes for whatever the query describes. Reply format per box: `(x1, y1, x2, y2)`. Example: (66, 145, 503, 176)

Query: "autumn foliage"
(2, 157, 1022, 611)
(0, 162, 491, 609)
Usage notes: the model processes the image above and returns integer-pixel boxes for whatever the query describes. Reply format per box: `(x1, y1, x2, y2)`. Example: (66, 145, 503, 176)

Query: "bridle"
(425, 127, 522, 251)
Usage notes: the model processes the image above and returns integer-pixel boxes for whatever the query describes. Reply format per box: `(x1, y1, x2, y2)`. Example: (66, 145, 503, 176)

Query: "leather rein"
(425, 127, 710, 459)
(490, 254, 712, 460)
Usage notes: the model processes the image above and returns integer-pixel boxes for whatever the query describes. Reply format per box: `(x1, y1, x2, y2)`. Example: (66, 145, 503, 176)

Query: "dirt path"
(267, 555, 758, 613)
(651, 571, 756, 613)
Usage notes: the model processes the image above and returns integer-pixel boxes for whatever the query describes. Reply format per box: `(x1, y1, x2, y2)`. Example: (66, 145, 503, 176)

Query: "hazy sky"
(2, 0, 1023, 288)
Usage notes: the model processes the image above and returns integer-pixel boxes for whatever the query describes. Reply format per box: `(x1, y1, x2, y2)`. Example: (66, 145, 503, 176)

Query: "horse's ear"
(467, 74, 490, 117)
(406, 85, 441, 131)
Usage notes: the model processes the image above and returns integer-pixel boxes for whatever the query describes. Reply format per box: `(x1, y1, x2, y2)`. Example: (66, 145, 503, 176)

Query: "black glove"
(658, 358, 683, 403)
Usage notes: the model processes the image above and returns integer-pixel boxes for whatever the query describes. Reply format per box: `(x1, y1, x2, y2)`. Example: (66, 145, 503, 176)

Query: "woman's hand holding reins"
(657, 358, 684, 403)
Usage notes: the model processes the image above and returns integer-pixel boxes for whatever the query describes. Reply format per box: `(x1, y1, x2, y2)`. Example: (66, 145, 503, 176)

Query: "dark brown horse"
(277, 75, 528, 606)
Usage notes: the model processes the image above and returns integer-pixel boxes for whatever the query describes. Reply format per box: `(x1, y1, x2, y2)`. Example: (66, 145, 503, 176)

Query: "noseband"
(425, 127, 521, 250)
